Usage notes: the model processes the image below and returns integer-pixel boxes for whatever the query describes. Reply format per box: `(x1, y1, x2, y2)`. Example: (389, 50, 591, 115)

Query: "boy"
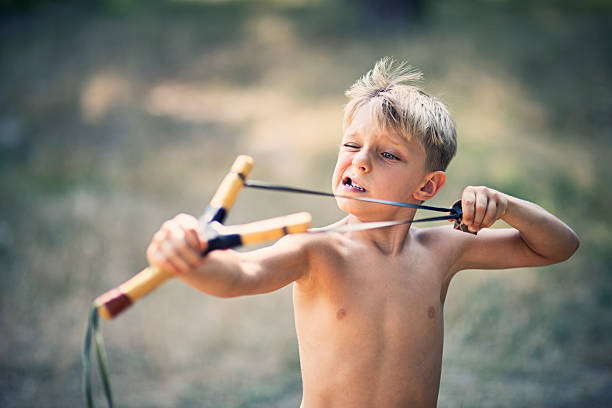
(146, 58, 579, 407)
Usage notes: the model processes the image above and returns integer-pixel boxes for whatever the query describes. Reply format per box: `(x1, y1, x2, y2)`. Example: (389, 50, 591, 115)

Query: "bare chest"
(293, 247, 447, 406)
(324, 251, 443, 317)
(296, 248, 447, 350)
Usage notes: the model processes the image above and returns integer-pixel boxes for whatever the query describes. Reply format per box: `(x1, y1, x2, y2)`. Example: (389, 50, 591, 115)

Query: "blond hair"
(344, 57, 457, 171)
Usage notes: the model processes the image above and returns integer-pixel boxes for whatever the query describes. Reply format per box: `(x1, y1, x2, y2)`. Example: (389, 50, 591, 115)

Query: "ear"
(413, 171, 446, 202)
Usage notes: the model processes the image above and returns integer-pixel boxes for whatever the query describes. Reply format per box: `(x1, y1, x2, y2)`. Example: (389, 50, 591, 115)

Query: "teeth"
(346, 178, 364, 191)
(343, 177, 365, 191)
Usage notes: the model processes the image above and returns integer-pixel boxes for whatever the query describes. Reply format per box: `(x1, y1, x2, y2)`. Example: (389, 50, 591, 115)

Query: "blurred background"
(1, 0, 611, 406)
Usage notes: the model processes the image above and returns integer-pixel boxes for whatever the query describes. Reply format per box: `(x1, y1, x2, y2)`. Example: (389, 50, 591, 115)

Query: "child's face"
(332, 106, 430, 221)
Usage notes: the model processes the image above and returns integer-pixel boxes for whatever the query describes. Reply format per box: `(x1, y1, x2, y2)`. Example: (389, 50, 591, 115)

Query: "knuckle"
(174, 213, 189, 223)
(176, 213, 198, 226)
(162, 220, 175, 231)
(170, 227, 185, 240)
(160, 240, 175, 255)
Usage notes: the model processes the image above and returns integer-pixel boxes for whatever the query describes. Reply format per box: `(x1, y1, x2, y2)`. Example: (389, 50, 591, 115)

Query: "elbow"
(550, 230, 580, 263)
(570, 231, 580, 256)
(563, 229, 580, 261)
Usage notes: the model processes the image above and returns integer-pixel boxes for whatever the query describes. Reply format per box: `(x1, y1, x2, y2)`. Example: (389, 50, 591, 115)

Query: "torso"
(293, 226, 455, 408)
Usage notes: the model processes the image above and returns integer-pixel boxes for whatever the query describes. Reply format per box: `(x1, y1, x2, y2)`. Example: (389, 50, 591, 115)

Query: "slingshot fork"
(94, 155, 311, 320)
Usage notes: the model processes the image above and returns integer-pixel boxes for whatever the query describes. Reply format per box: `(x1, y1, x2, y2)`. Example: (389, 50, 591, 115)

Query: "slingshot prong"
(201, 155, 254, 224)
(96, 155, 254, 320)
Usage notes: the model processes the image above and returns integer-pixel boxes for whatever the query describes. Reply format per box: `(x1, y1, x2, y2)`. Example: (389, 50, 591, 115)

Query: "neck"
(344, 211, 416, 255)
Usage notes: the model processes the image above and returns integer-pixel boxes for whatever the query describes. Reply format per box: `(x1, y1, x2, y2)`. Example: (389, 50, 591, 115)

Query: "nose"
(352, 150, 371, 173)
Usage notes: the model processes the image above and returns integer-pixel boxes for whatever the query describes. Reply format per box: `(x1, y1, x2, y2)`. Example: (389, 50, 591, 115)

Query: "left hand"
(460, 186, 508, 233)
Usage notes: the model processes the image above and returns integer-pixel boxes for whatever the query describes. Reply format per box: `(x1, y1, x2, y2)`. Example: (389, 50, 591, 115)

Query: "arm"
(146, 214, 311, 298)
(453, 186, 579, 271)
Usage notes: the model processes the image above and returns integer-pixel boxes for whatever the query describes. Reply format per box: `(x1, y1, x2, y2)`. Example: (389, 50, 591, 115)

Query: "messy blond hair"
(344, 57, 457, 171)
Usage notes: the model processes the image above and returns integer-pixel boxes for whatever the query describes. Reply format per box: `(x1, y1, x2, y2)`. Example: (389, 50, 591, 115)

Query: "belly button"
(336, 308, 346, 320)
(427, 306, 436, 319)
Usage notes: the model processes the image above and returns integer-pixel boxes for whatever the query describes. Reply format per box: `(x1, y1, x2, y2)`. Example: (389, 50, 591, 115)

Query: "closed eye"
(343, 143, 360, 150)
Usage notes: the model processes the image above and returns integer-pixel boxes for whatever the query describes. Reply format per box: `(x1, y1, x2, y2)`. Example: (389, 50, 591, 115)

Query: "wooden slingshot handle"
(94, 156, 311, 320)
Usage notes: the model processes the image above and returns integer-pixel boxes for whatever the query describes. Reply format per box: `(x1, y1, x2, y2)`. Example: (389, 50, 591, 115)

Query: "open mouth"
(342, 177, 366, 192)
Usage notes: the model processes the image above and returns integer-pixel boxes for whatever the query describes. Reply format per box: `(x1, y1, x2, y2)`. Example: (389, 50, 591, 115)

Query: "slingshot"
(83, 155, 469, 407)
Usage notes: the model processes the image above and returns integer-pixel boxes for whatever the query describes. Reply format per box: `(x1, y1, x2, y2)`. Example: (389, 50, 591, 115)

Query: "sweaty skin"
(147, 105, 579, 408)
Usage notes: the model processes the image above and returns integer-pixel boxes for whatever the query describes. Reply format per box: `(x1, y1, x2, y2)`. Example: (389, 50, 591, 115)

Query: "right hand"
(146, 213, 208, 275)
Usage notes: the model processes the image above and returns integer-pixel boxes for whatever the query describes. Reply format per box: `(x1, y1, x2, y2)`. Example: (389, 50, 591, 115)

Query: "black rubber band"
(244, 180, 457, 215)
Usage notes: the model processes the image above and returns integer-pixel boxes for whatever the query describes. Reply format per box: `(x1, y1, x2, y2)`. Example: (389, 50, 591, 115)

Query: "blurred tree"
(0, 0, 55, 12)
(350, 0, 427, 22)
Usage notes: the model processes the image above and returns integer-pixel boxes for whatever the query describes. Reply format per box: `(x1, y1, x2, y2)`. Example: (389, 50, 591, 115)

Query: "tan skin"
(147, 106, 579, 407)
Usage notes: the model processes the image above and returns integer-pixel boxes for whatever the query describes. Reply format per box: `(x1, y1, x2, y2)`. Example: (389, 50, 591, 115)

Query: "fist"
(460, 186, 508, 233)
(146, 213, 207, 275)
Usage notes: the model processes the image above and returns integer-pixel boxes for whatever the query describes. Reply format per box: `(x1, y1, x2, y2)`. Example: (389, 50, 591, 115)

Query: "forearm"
(501, 194, 579, 262)
(147, 215, 311, 298)
(175, 249, 251, 298)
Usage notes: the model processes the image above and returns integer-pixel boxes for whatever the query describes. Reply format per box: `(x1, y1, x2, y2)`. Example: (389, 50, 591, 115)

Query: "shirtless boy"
(146, 58, 579, 407)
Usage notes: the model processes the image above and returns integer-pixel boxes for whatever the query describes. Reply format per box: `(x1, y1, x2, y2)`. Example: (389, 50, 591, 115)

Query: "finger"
(175, 213, 205, 251)
(183, 226, 204, 252)
(146, 241, 162, 266)
(176, 245, 203, 269)
(472, 191, 488, 230)
(481, 199, 498, 228)
(168, 225, 203, 269)
(461, 189, 476, 226)
(160, 240, 191, 274)
(152, 227, 169, 245)
(148, 226, 170, 265)
(147, 246, 181, 275)
(173, 240, 203, 269)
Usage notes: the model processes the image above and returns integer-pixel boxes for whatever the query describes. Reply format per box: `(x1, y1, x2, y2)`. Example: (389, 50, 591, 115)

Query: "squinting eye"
(343, 144, 359, 150)
(382, 152, 399, 160)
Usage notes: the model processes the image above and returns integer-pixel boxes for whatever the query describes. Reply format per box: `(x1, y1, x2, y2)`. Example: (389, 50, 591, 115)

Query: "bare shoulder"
(416, 223, 554, 272)
(412, 224, 478, 277)
(273, 225, 344, 273)
(413, 224, 473, 252)
(274, 226, 343, 255)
